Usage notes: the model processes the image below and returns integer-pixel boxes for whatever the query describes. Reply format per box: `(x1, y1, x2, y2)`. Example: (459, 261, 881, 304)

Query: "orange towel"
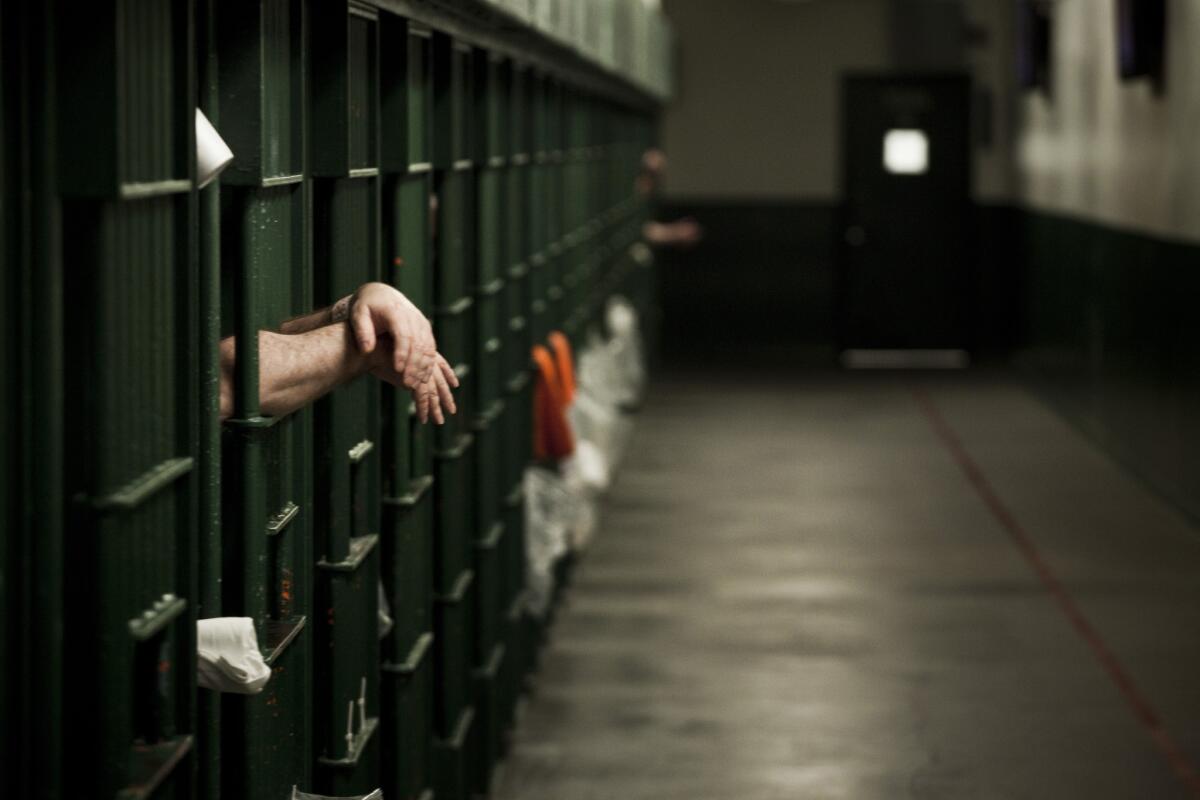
(547, 331, 576, 406)
(532, 344, 575, 461)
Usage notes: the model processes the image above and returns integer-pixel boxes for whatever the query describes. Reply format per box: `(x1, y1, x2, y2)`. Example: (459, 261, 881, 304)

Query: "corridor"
(495, 372, 1200, 800)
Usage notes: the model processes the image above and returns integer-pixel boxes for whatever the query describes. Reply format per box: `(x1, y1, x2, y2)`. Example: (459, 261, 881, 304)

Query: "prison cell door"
(838, 74, 971, 355)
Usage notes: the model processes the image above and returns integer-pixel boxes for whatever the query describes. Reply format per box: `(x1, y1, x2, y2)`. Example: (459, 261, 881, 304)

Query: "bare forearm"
(219, 324, 374, 420)
(259, 324, 372, 416)
(278, 294, 352, 335)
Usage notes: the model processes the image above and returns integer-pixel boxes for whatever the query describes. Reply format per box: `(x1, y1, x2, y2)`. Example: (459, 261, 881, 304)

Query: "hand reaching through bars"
(340, 282, 437, 389)
(219, 283, 457, 423)
(642, 218, 703, 248)
(371, 350, 459, 425)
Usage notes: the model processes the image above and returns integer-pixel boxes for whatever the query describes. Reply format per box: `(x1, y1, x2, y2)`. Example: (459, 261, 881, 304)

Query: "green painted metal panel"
(432, 705, 476, 800)
(382, 480, 433, 657)
(392, 174, 433, 316)
(217, 0, 306, 185)
(310, 1, 379, 178)
(432, 35, 471, 169)
(470, 642, 505, 795)
(435, 168, 472, 305)
(433, 435, 473, 593)
(476, 54, 508, 162)
(57, 0, 193, 197)
(471, 516, 504, 659)
(347, 11, 378, 171)
(381, 629, 435, 800)
(406, 27, 434, 168)
(63, 187, 197, 800)
(433, 569, 474, 735)
(476, 169, 504, 289)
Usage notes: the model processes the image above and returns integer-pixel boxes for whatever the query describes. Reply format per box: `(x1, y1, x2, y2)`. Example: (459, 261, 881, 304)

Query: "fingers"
(428, 382, 445, 426)
(414, 381, 430, 424)
(407, 315, 436, 386)
(434, 366, 457, 416)
(405, 359, 456, 427)
(351, 304, 376, 353)
(437, 355, 460, 388)
(388, 315, 413, 385)
(410, 380, 440, 425)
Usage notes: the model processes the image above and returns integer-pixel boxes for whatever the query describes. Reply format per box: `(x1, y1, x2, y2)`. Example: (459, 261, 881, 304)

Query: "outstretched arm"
(219, 324, 374, 421)
(219, 324, 460, 424)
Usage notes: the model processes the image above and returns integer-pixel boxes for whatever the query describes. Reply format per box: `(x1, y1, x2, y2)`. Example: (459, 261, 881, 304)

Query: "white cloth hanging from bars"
(196, 617, 272, 695)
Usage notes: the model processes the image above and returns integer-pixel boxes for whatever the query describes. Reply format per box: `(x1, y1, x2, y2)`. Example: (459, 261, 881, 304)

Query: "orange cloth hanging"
(546, 331, 577, 406)
(532, 344, 575, 461)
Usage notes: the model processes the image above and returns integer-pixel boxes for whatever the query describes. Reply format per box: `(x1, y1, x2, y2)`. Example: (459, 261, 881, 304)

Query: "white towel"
(196, 617, 272, 695)
(292, 788, 383, 800)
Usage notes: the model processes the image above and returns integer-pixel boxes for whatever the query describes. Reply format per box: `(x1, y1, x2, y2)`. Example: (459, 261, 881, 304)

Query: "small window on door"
(883, 129, 929, 174)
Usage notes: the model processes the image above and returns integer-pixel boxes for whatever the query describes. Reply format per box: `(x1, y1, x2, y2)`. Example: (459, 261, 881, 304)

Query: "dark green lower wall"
(1014, 207, 1200, 523)
(655, 199, 1021, 361)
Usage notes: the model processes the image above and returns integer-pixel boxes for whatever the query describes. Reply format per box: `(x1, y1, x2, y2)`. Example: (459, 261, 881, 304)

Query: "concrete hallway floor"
(491, 372, 1200, 800)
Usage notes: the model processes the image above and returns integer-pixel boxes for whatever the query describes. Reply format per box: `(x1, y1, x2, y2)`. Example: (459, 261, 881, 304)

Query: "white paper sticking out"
(196, 617, 272, 695)
(292, 787, 383, 800)
(195, 108, 234, 189)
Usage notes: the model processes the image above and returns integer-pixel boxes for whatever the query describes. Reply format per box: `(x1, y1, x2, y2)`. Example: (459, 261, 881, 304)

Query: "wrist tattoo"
(331, 294, 353, 324)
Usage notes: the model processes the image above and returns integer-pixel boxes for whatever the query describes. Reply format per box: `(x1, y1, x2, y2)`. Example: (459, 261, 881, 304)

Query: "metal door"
(839, 74, 971, 353)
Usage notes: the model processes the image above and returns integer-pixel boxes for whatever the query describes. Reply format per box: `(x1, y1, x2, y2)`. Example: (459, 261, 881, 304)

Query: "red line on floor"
(913, 388, 1200, 797)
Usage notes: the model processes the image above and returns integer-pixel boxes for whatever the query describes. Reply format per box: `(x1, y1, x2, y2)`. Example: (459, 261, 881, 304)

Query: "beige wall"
(661, 0, 1199, 228)
(1015, 0, 1200, 240)
(660, 0, 891, 200)
(964, 0, 1017, 201)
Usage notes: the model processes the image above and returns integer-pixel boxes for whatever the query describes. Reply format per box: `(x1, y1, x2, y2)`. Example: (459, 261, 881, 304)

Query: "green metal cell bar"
(406, 25, 435, 170)
(196, 4, 223, 795)
(308, 4, 385, 796)
(379, 25, 438, 794)
(432, 567, 477, 800)
(473, 51, 507, 422)
(378, 15, 439, 799)
(543, 78, 566, 330)
(527, 70, 549, 343)
(463, 64, 506, 786)
(1, 5, 11, 786)
(499, 59, 536, 699)
(4, 5, 66, 796)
